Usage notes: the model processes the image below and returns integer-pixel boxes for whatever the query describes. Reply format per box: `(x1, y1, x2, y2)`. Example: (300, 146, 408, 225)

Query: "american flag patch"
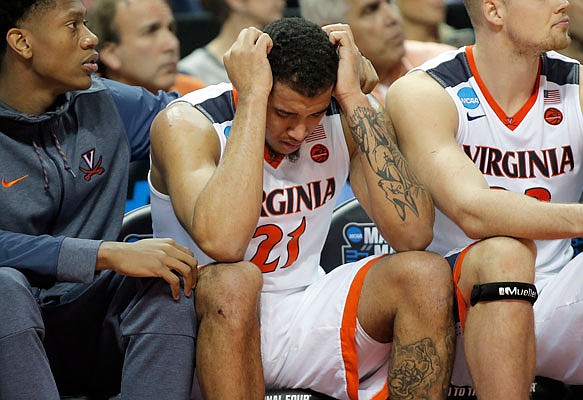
(305, 124, 326, 142)
(544, 89, 561, 104)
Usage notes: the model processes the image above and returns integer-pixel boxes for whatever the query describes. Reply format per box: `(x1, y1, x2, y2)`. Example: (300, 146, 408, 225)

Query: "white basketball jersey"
(150, 83, 351, 292)
(416, 47, 583, 283)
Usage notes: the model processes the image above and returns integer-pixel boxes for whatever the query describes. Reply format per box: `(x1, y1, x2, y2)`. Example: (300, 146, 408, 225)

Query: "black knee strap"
(470, 282, 538, 306)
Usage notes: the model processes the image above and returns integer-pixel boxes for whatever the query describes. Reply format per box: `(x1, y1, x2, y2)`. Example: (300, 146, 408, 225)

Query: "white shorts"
(260, 255, 392, 400)
(534, 252, 583, 384)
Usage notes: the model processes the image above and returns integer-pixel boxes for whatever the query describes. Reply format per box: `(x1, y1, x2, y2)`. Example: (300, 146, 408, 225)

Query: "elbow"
(191, 228, 248, 263)
(390, 224, 434, 252)
(454, 212, 490, 240)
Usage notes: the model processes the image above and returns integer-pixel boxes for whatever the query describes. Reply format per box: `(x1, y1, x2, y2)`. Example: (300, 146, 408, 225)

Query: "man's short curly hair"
(0, 0, 54, 60)
(264, 17, 338, 98)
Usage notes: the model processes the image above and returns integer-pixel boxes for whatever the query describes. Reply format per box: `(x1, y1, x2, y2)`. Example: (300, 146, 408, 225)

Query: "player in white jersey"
(149, 17, 455, 399)
(387, 0, 583, 398)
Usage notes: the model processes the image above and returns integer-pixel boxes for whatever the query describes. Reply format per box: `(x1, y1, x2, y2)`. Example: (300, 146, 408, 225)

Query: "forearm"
(0, 231, 98, 286)
(192, 95, 267, 260)
(445, 188, 583, 240)
(345, 95, 434, 250)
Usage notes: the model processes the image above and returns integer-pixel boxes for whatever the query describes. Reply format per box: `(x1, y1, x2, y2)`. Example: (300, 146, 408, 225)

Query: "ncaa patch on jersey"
(457, 87, 481, 110)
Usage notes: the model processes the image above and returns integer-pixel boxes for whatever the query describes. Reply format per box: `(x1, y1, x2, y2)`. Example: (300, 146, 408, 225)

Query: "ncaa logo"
(457, 87, 480, 109)
(345, 225, 364, 244)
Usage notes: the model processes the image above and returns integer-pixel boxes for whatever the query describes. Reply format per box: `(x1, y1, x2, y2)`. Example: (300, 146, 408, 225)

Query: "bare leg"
(195, 261, 265, 399)
(460, 237, 536, 400)
(358, 251, 455, 399)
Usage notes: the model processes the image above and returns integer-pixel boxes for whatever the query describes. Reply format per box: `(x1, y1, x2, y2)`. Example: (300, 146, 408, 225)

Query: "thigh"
(262, 255, 390, 400)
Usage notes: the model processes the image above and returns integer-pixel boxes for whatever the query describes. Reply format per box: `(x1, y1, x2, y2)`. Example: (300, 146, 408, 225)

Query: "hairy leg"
(460, 237, 536, 400)
(358, 251, 455, 399)
(195, 262, 265, 399)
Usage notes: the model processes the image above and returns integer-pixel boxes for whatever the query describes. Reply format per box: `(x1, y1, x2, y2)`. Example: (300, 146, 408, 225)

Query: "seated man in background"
(178, 0, 285, 85)
(88, 0, 205, 95)
(300, 0, 454, 104)
(0, 0, 197, 399)
(395, 0, 474, 47)
(150, 17, 455, 399)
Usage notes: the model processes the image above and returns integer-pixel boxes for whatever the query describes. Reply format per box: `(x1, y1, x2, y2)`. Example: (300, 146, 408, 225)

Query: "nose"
(288, 123, 310, 142)
(81, 26, 99, 48)
(558, 0, 570, 12)
(162, 28, 180, 54)
(383, 1, 400, 23)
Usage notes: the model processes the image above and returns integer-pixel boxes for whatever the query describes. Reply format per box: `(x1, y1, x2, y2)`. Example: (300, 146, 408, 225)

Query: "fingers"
(156, 239, 198, 298)
(322, 23, 356, 46)
(159, 268, 181, 301)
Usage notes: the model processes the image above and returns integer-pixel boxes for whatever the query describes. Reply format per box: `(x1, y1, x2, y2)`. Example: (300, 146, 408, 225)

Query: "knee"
(0, 268, 43, 337)
(409, 251, 453, 302)
(471, 237, 536, 283)
(383, 251, 454, 306)
(195, 261, 263, 322)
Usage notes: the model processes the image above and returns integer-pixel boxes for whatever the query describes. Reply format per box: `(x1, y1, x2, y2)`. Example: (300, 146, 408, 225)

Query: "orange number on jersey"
(250, 217, 307, 273)
(524, 187, 551, 202)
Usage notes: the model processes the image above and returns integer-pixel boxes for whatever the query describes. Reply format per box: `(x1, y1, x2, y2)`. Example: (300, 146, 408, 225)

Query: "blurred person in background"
(300, 0, 454, 104)
(395, 0, 474, 47)
(89, 0, 205, 95)
(559, 0, 583, 63)
(178, 0, 285, 84)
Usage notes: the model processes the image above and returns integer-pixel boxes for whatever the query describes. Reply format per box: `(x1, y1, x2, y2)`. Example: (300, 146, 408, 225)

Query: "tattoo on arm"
(388, 337, 442, 399)
(348, 105, 426, 221)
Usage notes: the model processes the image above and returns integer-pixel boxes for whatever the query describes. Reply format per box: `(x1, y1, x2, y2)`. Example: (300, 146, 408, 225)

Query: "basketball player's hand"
(97, 239, 198, 301)
(224, 26, 273, 99)
(323, 24, 370, 103)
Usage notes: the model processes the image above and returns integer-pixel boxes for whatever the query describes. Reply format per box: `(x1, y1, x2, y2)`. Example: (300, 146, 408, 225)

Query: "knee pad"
(470, 282, 538, 306)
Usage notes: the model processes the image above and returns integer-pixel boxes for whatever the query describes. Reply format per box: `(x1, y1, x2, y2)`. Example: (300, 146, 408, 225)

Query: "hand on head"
(224, 26, 274, 98)
(322, 24, 377, 103)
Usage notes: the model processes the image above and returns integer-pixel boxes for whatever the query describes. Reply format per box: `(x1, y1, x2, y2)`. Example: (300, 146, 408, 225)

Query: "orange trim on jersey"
(452, 243, 478, 331)
(232, 87, 238, 107)
(465, 46, 541, 131)
(264, 146, 284, 168)
(340, 255, 389, 400)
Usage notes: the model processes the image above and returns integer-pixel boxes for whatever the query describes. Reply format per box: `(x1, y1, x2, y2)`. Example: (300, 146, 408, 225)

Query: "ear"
(98, 42, 123, 71)
(6, 28, 33, 59)
(482, 0, 505, 26)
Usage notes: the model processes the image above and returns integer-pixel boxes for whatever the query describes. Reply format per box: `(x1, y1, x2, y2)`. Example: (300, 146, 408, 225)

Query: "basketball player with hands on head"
(149, 16, 455, 400)
(387, 0, 583, 398)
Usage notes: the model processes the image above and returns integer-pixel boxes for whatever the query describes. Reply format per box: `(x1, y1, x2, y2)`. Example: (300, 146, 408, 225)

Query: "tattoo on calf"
(388, 337, 442, 399)
(348, 106, 426, 221)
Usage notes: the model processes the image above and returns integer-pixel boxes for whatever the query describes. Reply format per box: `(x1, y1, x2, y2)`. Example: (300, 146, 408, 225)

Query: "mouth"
(82, 53, 99, 74)
(553, 15, 570, 28)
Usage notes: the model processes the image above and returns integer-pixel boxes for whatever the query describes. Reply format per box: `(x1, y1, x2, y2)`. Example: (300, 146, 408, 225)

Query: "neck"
(472, 42, 540, 116)
(0, 63, 58, 115)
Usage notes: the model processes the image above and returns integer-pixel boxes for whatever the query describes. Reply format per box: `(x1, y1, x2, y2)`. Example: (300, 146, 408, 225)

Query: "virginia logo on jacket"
(79, 149, 105, 181)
